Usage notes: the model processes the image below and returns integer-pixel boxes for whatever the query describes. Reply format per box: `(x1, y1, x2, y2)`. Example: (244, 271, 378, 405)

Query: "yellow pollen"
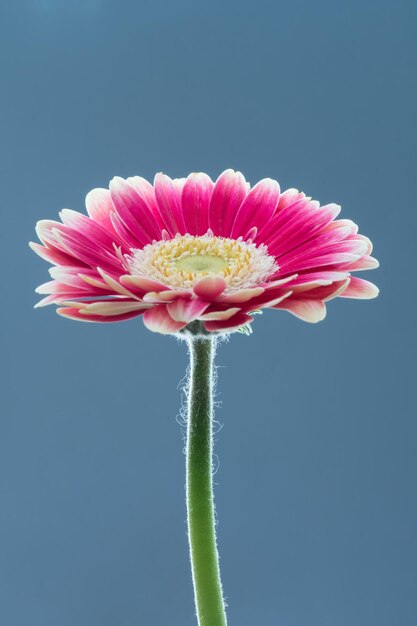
(127, 233, 278, 292)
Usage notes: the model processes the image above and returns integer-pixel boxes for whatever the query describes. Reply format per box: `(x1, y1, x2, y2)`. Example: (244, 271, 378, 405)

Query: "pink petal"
(59, 209, 118, 249)
(48, 267, 104, 292)
(49, 227, 121, 272)
(120, 274, 169, 293)
(276, 188, 305, 212)
(353, 234, 373, 255)
(79, 301, 150, 316)
(143, 290, 190, 303)
(57, 307, 145, 323)
(274, 299, 327, 323)
(143, 305, 187, 334)
(218, 287, 265, 303)
(262, 275, 299, 289)
(245, 291, 292, 310)
(110, 177, 162, 245)
(193, 276, 227, 300)
(153, 173, 186, 236)
(290, 279, 349, 302)
(257, 197, 315, 243)
(166, 298, 209, 322)
(339, 255, 379, 272)
(97, 268, 141, 299)
(35, 280, 88, 295)
(35, 219, 70, 247)
(204, 312, 254, 333)
(277, 238, 369, 274)
(181, 173, 213, 236)
(231, 178, 280, 239)
(78, 273, 110, 290)
(244, 226, 257, 241)
(34, 295, 62, 308)
(126, 176, 158, 212)
(110, 211, 141, 248)
(200, 307, 241, 321)
(339, 277, 379, 299)
(288, 271, 349, 289)
(208, 169, 248, 237)
(85, 188, 118, 236)
(29, 241, 85, 267)
(267, 203, 341, 257)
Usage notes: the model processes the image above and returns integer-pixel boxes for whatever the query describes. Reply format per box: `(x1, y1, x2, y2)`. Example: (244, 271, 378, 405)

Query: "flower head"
(31, 169, 379, 334)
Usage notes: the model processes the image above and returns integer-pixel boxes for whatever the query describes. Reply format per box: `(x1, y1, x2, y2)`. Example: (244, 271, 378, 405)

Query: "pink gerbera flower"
(31, 169, 378, 334)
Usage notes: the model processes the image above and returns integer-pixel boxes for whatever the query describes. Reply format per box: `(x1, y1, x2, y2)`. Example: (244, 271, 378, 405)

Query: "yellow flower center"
(127, 233, 277, 292)
(175, 254, 228, 273)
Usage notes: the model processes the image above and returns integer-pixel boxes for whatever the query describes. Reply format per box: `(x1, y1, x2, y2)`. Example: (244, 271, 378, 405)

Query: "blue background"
(1, 1, 416, 625)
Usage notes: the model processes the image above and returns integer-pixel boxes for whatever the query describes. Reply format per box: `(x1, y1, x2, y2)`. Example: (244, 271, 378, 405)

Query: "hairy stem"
(186, 334, 227, 626)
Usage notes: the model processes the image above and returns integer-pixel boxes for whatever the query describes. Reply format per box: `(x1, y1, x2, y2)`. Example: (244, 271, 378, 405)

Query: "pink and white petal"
(181, 172, 213, 236)
(208, 169, 248, 237)
(109, 177, 162, 245)
(257, 197, 315, 244)
(59, 209, 117, 249)
(288, 271, 349, 288)
(327, 218, 358, 235)
(120, 274, 169, 293)
(339, 277, 379, 299)
(34, 295, 63, 308)
(231, 178, 280, 239)
(80, 301, 150, 316)
(267, 203, 341, 257)
(293, 279, 349, 302)
(276, 188, 305, 212)
(278, 238, 369, 274)
(274, 298, 327, 323)
(35, 219, 68, 246)
(200, 307, 241, 320)
(97, 268, 141, 299)
(204, 312, 254, 333)
(263, 274, 298, 289)
(286, 279, 331, 293)
(254, 291, 292, 309)
(218, 287, 265, 303)
(153, 173, 186, 236)
(85, 188, 118, 235)
(173, 177, 186, 192)
(109, 211, 143, 249)
(339, 255, 379, 272)
(166, 298, 209, 323)
(277, 253, 360, 275)
(57, 307, 145, 323)
(35, 280, 78, 295)
(240, 289, 292, 311)
(143, 290, 191, 303)
(78, 273, 110, 290)
(193, 276, 227, 300)
(126, 175, 166, 232)
(52, 228, 121, 272)
(29, 242, 85, 267)
(353, 234, 373, 255)
(126, 176, 158, 211)
(322, 279, 350, 301)
(143, 305, 187, 334)
(47, 268, 103, 293)
(244, 226, 258, 241)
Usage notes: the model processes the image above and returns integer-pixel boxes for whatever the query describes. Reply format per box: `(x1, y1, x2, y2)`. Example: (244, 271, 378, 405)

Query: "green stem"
(186, 334, 227, 626)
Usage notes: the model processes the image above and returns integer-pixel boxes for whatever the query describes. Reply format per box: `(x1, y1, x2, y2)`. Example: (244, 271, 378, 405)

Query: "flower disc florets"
(127, 233, 278, 292)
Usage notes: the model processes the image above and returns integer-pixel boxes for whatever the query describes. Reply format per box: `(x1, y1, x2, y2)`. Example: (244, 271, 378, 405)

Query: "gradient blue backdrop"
(1, 1, 416, 625)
